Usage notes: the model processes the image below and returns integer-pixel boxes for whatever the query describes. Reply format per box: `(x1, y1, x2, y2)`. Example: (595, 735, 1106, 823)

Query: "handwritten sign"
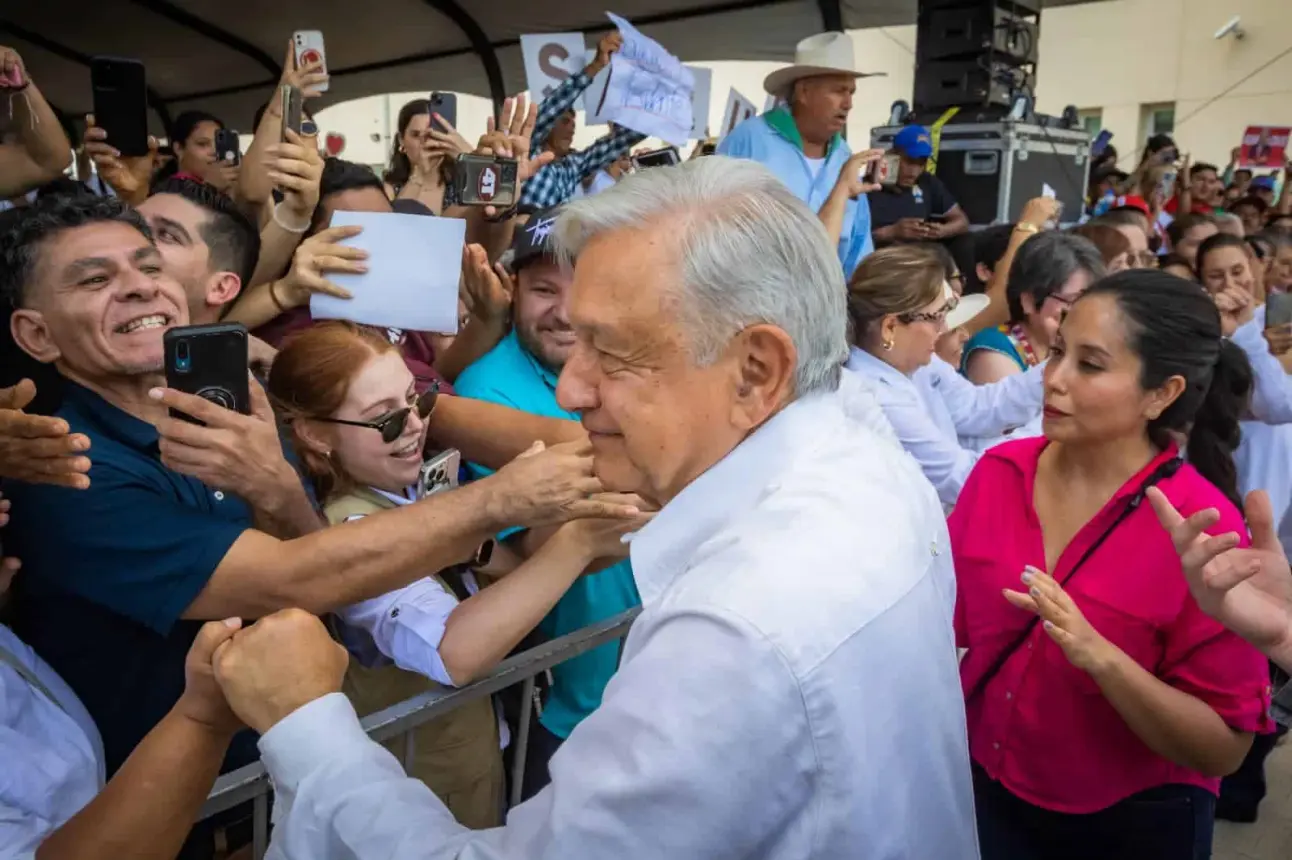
(1238, 125, 1290, 169)
(720, 88, 758, 141)
(521, 33, 588, 108)
(593, 13, 695, 147)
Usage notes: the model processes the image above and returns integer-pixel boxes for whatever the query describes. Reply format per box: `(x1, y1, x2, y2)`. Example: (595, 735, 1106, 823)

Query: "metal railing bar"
(199, 608, 639, 819)
(509, 676, 536, 808)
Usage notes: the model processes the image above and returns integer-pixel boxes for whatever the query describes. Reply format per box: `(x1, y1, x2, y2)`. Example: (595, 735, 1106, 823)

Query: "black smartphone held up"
(1268, 293, 1292, 330)
(280, 84, 304, 143)
(924, 212, 949, 225)
(163, 323, 250, 425)
(90, 56, 150, 157)
(428, 91, 457, 131)
(631, 147, 681, 170)
(454, 154, 519, 207)
(214, 128, 240, 166)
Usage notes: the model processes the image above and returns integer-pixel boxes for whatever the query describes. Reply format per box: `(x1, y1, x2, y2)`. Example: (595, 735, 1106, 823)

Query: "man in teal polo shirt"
(719, 32, 882, 276)
(455, 209, 640, 798)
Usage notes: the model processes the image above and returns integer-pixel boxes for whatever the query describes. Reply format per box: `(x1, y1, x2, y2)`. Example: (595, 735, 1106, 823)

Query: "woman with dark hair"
(1196, 232, 1261, 300)
(961, 231, 1105, 384)
(153, 110, 236, 193)
(953, 269, 1271, 859)
(381, 98, 470, 214)
(1159, 252, 1197, 281)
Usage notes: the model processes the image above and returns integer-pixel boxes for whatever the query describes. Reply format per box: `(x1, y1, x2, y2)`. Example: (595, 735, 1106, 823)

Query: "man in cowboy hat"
(718, 32, 883, 276)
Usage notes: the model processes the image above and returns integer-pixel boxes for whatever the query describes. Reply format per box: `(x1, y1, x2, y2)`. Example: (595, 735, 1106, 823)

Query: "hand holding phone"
(91, 56, 151, 158)
(631, 147, 681, 170)
(163, 323, 251, 425)
(214, 128, 241, 166)
(454, 155, 519, 208)
(428, 92, 457, 132)
(0, 47, 27, 90)
(1266, 293, 1292, 332)
(292, 31, 328, 93)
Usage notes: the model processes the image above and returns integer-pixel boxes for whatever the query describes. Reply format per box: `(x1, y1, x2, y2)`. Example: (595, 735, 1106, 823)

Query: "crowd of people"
(3, 23, 1292, 860)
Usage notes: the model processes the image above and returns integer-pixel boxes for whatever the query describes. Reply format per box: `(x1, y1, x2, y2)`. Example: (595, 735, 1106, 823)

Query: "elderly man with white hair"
(719, 32, 884, 276)
(207, 157, 979, 860)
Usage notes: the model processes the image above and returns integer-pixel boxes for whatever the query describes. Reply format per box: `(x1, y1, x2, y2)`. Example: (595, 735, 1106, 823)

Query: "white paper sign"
(687, 66, 712, 139)
(520, 33, 588, 108)
(583, 48, 614, 125)
(720, 88, 759, 141)
(595, 13, 695, 147)
(311, 211, 466, 334)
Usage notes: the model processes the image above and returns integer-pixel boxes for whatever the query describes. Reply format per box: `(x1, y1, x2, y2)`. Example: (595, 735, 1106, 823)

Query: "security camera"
(1214, 16, 1245, 40)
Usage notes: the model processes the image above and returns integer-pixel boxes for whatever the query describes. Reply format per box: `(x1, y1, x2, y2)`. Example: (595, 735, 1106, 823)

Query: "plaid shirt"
(520, 71, 646, 210)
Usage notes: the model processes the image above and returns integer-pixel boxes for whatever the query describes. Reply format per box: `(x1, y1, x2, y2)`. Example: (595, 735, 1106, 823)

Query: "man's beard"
(516, 324, 569, 374)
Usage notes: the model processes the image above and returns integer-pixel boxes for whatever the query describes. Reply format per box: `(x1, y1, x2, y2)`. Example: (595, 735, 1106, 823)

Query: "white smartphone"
(293, 30, 328, 92)
(417, 449, 461, 500)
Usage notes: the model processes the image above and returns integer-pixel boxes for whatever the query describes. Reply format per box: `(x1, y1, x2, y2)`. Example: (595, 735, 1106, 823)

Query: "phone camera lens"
(175, 340, 191, 372)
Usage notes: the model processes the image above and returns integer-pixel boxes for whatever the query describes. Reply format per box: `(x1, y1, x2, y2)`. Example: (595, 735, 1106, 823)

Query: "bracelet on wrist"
(271, 201, 310, 234)
(268, 280, 290, 312)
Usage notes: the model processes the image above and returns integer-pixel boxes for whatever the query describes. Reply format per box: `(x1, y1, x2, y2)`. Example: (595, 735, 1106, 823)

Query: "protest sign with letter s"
(520, 33, 588, 107)
(720, 89, 759, 142)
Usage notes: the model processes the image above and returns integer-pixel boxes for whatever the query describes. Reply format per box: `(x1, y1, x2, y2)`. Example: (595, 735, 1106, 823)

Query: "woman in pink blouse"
(952, 269, 1273, 859)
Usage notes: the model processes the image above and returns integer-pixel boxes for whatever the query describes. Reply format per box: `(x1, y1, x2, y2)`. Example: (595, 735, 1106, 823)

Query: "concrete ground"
(1216, 738, 1292, 860)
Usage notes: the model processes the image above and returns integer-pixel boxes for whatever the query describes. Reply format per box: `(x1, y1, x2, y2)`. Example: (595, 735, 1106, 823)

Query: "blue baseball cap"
(1252, 176, 1277, 191)
(893, 125, 934, 159)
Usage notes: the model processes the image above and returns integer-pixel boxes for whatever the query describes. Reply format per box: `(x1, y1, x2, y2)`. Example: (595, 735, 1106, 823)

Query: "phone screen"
(632, 148, 681, 169)
(1268, 293, 1292, 329)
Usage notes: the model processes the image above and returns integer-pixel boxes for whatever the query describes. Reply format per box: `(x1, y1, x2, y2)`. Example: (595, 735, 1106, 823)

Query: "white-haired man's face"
(555, 223, 797, 506)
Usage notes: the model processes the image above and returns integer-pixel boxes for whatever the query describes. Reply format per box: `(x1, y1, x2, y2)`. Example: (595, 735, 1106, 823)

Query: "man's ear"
(207, 271, 242, 312)
(11, 309, 61, 364)
(729, 324, 796, 433)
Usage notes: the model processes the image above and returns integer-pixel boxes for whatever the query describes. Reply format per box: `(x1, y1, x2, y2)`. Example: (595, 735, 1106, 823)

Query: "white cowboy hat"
(763, 32, 885, 97)
(946, 292, 990, 331)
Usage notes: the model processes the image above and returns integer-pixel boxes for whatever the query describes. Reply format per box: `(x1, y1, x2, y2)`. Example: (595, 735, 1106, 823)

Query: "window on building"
(1141, 103, 1176, 139)
(1078, 109, 1103, 137)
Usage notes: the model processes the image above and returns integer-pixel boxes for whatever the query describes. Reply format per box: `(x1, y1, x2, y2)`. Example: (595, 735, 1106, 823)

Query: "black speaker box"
(917, 4, 1039, 64)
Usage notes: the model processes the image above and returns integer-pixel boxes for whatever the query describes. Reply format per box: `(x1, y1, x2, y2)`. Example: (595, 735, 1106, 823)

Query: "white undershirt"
(804, 156, 826, 179)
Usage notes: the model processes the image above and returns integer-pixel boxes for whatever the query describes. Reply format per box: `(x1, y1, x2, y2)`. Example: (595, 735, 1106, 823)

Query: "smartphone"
(864, 151, 891, 185)
(279, 84, 304, 143)
(1090, 129, 1113, 159)
(454, 154, 519, 207)
(924, 213, 948, 225)
(1158, 169, 1178, 203)
(90, 56, 150, 157)
(1268, 293, 1292, 329)
(292, 30, 328, 92)
(631, 147, 681, 170)
(214, 128, 240, 166)
(163, 323, 250, 424)
(428, 91, 457, 131)
(417, 449, 461, 499)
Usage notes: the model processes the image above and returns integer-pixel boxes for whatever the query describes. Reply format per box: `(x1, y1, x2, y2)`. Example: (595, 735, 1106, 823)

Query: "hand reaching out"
(482, 95, 556, 183)
(460, 244, 514, 325)
(83, 114, 159, 205)
(276, 224, 367, 305)
(266, 127, 324, 221)
(0, 380, 92, 488)
(1003, 567, 1119, 674)
(830, 149, 885, 200)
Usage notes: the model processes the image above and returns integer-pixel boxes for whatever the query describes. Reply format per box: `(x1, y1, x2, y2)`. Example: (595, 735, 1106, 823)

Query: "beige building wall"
(315, 0, 1292, 175)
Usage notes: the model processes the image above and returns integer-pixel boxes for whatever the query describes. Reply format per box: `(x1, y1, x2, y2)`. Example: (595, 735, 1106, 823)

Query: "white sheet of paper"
(596, 12, 695, 146)
(687, 66, 712, 139)
(1041, 182, 1057, 199)
(310, 210, 465, 334)
(583, 48, 614, 125)
(720, 88, 758, 141)
(520, 33, 588, 109)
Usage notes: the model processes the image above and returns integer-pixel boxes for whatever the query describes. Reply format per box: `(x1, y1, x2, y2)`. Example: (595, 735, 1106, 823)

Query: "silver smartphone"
(417, 449, 461, 499)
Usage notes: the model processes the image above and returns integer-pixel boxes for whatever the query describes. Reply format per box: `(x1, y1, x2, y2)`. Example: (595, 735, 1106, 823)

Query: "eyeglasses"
(308, 386, 439, 444)
(949, 271, 966, 289)
(1131, 251, 1159, 268)
(899, 296, 958, 325)
(1046, 292, 1081, 310)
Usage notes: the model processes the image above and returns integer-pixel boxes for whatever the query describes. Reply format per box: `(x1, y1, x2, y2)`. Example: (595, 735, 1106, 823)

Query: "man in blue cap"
(867, 125, 970, 255)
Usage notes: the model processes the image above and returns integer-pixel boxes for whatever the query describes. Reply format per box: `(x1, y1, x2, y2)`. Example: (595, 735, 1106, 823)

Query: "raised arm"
(0, 48, 72, 198)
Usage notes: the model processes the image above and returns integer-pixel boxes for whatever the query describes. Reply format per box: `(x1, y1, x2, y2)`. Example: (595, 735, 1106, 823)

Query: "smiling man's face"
(11, 220, 188, 381)
(514, 258, 575, 372)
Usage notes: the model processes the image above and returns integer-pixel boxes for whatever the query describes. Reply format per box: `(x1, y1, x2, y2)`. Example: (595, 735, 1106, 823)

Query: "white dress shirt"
(258, 381, 979, 860)
(846, 347, 1043, 507)
(0, 625, 104, 860)
(1234, 306, 1292, 425)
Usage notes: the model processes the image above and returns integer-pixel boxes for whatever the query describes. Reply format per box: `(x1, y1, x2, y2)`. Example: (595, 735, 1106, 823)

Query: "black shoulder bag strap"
(964, 456, 1184, 706)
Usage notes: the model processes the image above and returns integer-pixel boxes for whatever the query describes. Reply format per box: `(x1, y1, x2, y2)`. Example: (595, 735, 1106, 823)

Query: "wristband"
(271, 200, 310, 234)
(268, 280, 290, 312)
(1014, 222, 1040, 235)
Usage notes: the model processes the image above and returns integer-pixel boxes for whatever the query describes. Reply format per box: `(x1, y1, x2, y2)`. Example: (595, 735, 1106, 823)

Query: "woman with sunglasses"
(267, 321, 648, 828)
(844, 245, 1046, 509)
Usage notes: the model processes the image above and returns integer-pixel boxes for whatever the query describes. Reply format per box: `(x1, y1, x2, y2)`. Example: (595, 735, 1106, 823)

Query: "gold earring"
(882, 339, 894, 351)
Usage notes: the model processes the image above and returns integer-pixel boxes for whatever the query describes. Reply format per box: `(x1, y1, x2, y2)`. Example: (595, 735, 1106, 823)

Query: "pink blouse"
(951, 437, 1272, 814)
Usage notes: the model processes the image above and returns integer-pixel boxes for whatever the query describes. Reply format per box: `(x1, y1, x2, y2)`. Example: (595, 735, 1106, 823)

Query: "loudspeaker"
(918, 5, 1038, 65)
(913, 0, 1040, 114)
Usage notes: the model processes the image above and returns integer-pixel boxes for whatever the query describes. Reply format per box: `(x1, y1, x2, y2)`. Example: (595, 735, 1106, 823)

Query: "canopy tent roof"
(2, 0, 1102, 136)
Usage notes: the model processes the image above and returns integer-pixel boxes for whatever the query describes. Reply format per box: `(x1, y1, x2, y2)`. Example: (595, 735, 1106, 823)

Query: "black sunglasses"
(309, 386, 438, 444)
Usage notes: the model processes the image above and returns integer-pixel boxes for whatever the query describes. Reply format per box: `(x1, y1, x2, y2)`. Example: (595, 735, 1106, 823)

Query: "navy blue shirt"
(5, 382, 258, 775)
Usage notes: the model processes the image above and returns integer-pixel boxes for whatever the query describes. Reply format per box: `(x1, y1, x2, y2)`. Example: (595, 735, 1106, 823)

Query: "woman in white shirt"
(267, 321, 643, 828)
(844, 245, 1045, 507)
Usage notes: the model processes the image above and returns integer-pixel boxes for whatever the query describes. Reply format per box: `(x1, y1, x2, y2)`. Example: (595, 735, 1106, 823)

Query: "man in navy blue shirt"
(0, 196, 636, 853)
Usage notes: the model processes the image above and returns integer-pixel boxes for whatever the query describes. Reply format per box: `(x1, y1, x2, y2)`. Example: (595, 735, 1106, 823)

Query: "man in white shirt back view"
(211, 157, 980, 860)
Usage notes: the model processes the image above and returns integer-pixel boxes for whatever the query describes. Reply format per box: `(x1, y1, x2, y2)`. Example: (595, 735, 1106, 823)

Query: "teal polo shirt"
(4, 381, 258, 776)
(455, 331, 640, 739)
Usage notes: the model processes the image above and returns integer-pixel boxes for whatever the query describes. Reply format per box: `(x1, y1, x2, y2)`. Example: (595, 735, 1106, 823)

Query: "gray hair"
(551, 157, 847, 396)
(1213, 212, 1244, 237)
(1005, 230, 1107, 323)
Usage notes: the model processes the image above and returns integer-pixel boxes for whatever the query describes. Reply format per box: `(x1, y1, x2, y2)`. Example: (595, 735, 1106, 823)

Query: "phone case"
(1268, 295, 1292, 329)
(280, 85, 304, 142)
(293, 31, 328, 92)
(417, 450, 462, 499)
(90, 56, 150, 157)
(164, 323, 250, 425)
(454, 155, 519, 207)
(214, 129, 240, 166)
(428, 92, 457, 130)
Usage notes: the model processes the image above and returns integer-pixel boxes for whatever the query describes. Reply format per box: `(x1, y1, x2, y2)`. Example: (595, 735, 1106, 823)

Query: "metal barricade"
(199, 607, 640, 858)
